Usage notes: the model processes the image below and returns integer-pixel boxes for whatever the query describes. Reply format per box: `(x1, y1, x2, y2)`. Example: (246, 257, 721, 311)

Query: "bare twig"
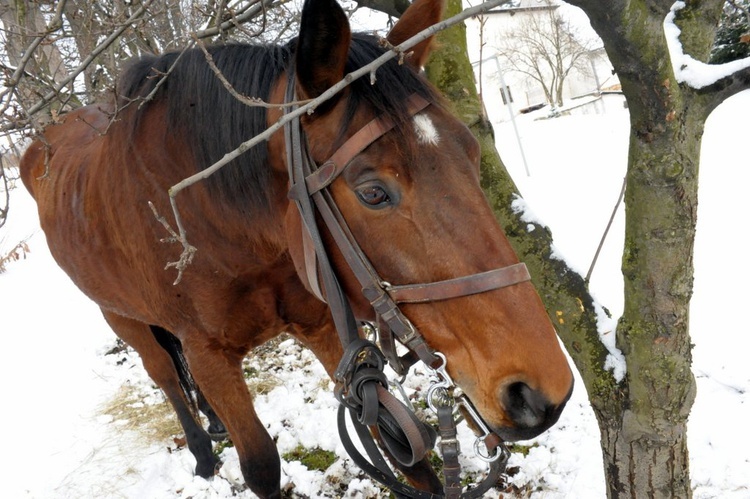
(139, 42, 196, 107)
(1, 0, 157, 133)
(193, 0, 278, 39)
(148, 201, 196, 285)
(0, 237, 31, 273)
(0, 159, 9, 230)
(192, 36, 307, 108)
(586, 176, 626, 283)
(0, 0, 67, 128)
(0, 0, 66, 98)
(233, 0, 271, 38)
(159, 0, 512, 282)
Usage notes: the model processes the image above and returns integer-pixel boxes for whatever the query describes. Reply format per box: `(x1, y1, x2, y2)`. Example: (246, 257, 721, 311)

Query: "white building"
(465, 0, 621, 120)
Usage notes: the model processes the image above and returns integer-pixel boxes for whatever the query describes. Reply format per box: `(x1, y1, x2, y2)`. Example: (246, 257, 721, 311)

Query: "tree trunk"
(599, 107, 702, 496)
(564, 1, 737, 496)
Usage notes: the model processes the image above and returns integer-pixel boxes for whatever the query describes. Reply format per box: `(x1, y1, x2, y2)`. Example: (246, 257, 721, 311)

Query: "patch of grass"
(507, 442, 537, 457)
(245, 373, 283, 396)
(282, 446, 337, 472)
(214, 438, 234, 456)
(100, 382, 182, 444)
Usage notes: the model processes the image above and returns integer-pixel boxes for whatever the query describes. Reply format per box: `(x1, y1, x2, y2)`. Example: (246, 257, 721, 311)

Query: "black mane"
(117, 34, 437, 214)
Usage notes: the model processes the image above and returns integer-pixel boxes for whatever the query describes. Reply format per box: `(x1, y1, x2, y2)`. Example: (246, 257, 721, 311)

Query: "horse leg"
(180, 334, 280, 499)
(101, 312, 220, 478)
(196, 389, 228, 440)
(289, 322, 443, 494)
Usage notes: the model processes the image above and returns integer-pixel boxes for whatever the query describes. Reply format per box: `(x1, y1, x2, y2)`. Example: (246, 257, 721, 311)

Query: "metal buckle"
(455, 394, 506, 463)
(426, 352, 455, 410)
(425, 351, 507, 463)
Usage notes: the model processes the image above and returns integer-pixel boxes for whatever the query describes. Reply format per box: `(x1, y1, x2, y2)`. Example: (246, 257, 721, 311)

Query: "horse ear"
(296, 0, 352, 99)
(387, 0, 446, 69)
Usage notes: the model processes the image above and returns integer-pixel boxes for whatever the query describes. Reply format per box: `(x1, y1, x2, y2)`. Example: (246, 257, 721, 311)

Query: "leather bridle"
(283, 75, 529, 498)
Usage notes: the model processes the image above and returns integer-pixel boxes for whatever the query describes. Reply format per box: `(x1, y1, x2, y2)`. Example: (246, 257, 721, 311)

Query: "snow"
(2, 87, 749, 498)
(665, 1, 750, 89)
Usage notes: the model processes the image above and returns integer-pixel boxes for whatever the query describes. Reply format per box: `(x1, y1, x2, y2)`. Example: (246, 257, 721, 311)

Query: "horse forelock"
(340, 34, 440, 153)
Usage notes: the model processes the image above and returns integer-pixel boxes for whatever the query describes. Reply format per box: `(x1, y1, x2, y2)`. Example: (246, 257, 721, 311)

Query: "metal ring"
(473, 435, 503, 463)
(426, 383, 452, 412)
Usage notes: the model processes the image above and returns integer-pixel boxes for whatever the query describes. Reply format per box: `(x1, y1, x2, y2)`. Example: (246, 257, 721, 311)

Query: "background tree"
(0, 0, 293, 132)
(491, 0, 596, 108)
(710, 0, 750, 62)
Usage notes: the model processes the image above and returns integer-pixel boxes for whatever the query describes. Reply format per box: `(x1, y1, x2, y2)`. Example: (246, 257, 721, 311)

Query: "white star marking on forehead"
(413, 113, 440, 145)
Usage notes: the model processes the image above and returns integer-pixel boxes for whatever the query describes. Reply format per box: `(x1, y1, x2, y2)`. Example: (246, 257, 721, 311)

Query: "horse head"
(280, 0, 574, 444)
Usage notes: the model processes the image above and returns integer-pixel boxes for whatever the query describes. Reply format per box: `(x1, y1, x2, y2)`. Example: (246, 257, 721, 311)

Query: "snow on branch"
(664, 1, 750, 89)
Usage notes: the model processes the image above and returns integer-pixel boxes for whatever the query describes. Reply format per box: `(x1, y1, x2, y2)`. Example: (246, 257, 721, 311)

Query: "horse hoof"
(208, 429, 229, 441)
(196, 457, 222, 479)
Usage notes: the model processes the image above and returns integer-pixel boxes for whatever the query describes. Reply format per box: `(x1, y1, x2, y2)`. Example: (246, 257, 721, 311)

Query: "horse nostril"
(502, 381, 552, 430)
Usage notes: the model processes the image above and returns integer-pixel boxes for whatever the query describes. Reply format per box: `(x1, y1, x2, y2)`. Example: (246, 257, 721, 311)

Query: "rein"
(283, 76, 525, 497)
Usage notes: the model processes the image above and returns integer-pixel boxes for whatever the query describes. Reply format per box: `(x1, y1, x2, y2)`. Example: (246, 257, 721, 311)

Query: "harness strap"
(437, 404, 462, 499)
(302, 94, 430, 195)
(375, 384, 436, 466)
(386, 263, 531, 304)
(284, 78, 358, 346)
(377, 317, 420, 375)
(313, 187, 440, 368)
(338, 405, 443, 499)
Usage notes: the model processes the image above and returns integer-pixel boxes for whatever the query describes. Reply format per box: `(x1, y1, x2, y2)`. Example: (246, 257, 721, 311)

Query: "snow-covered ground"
(1, 86, 748, 498)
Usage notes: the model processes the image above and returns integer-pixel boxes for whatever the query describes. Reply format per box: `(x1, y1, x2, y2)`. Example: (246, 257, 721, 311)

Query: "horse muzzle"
(493, 378, 575, 442)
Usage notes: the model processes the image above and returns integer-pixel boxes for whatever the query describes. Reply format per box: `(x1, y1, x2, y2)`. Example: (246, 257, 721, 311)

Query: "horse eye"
(356, 184, 391, 208)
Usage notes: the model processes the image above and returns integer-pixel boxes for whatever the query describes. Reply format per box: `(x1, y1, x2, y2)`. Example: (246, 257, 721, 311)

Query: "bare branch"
(0, 0, 66, 100)
(192, 35, 309, 108)
(1, 0, 157, 133)
(193, 0, 279, 39)
(148, 201, 196, 285)
(586, 176, 626, 283)
(0, 159, 9, 229)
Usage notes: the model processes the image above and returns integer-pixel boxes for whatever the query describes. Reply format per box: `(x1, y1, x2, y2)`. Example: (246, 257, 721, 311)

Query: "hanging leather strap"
(437, 404, 462, 499)
(285, 75, 436, 474)
(284, 77, 359, 347)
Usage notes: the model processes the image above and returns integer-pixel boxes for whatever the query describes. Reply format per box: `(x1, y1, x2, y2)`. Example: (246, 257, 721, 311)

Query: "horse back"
(20, 105, 113, 199)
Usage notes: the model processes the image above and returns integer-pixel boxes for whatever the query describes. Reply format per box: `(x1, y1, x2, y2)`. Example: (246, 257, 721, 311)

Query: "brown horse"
(20, 0, 573, 496)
